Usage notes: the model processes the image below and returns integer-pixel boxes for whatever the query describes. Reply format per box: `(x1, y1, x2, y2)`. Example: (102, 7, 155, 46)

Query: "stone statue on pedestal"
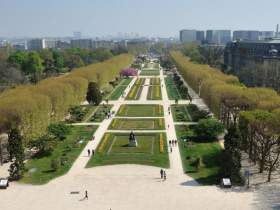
(128, 130, 137, 147)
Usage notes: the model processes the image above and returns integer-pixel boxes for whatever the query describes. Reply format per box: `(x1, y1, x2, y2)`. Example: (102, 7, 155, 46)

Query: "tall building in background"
(131, 32, 134, 39)
(206, 30, 231, 44)
(233, 30, 248, 40)
(196, 31, 205, 42)
(247, 31, 259, 40)
(74, 31, 82, 39)
(135, 33, 139, 39)
(70, 39, 92, 48)
(259, 31, 274, 40)
(179, 29, 197, 43)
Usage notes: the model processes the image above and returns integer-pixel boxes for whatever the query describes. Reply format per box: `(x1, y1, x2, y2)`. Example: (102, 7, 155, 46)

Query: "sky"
(2, 0, 280, 38)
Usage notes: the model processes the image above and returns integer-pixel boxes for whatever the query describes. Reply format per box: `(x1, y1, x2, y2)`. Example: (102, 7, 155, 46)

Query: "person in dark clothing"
(160, 169, 163, 178)
(88, 149, 90, 156)
(85, 191, 88, 200)
(92, 149, 95, 156)
(169, 140, 171, 147)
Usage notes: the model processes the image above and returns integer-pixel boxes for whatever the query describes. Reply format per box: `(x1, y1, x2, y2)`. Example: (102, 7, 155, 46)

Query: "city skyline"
(2, 0, 280, 38)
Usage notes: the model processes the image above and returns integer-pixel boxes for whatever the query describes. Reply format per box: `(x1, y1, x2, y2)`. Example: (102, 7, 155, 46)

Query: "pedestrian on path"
(170, 147, 172, 153)
(172, 140, 174, 146)
(163, 171, 166, 180)
(168, 124, 169, 129)
(162, 85, 163, 87)
(92, 149, 95, 156)
(169, 140, 171, 147)
(168, 111, 170, 115)
(160, 169, 163, 178)
(84, 191, 88, 200)
(175, 139, 177, 146)
(88, 149, 90, 157)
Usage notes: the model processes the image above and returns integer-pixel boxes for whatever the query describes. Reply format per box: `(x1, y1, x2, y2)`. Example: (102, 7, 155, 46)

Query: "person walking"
(92, 149, 95, 156)
(160, 169, 163, 179)
(170, 147, 172, 153)
(168, 111, 170, 115)
(168, 124, 169, 129)
(169, 140, 171, 147)
(175, 139, 177, 146)
(87, 149, 90, 157)
(172, 140, 174, 146)
(85, 191, 88, 200)
(163, 171, 166, 180)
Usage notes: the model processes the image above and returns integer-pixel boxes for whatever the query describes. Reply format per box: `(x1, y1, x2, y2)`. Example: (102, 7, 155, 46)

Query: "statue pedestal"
(128, 139, 137, 147)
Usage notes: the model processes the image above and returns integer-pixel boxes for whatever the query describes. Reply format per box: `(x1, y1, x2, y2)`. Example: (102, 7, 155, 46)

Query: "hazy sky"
(2, 0, 280, 38)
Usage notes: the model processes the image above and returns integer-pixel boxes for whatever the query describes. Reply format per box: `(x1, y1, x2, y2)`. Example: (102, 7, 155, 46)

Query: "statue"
(128, 130, 137, 147)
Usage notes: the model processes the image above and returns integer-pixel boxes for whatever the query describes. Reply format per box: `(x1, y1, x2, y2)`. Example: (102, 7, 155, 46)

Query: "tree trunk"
(268, 169, 272, 182)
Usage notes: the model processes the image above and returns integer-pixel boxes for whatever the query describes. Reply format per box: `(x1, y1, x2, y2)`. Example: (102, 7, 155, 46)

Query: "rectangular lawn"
(116, 104, 164, 117)
(109, 118, 165, 130)
(140, 70, 160, 76)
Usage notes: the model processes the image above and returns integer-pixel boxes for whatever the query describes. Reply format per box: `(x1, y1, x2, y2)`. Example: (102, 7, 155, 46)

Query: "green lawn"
(166, 85, 180, 100)
(147, 85, 162, 100)
(120, 78, 133, 86)
(175, 125, 222, 185)
(82, 103, 98, 122)
(125, 85, 142, 100)
(140, 70, 160, 76)
(86, 104, 114, 122)
(164, 77, 173, 85)
(86, 132, 169, 168)
(110, 136, 153, 153)
(171, 104, 191, 122)
(20, 125, 99, 185)
(109, 118, 165, 130)
(116, 104, 164, 117)
(109, 86, 127, 100)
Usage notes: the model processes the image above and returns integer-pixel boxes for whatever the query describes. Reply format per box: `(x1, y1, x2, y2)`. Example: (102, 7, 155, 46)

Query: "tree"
(27, 51, 44, 75)
(194, 119, 225, 140)
(29, 73, 40, 85)
(119, 68, 138, 77)
(47, 123, 72, 140)
(7, 50, 29, 73)
(8, 127, 26, 180)
(219, 123, 242, 181)
(28, 132, 58, 157)
(86, 82, 102, 106)
(65, 55, 85, 70)
(52, 51, 64, 69)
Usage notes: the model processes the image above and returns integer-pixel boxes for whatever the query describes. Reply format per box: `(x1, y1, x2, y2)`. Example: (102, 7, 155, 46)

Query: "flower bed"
(112, 119, 117, 127)
(98, 134, 110, 153)
(159, 118, 162, 127)
(156, 86, 160, 98)
(129, 86, 137, 98)
(159, 133, 164, 153)
(118, 105, 125, 114)
(159, 105, 162, 114)
(135, 78, 141, 85)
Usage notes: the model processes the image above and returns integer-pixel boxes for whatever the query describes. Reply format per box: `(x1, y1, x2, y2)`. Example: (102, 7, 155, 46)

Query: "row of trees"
(0, 54, 134, 143)
(0, 47, 116, 90)
(170, 51, 280, 182)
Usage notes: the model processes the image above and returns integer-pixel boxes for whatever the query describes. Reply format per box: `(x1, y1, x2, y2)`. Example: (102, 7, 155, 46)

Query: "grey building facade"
(179, 29, 197, 43)
(206, 30, 231, 44)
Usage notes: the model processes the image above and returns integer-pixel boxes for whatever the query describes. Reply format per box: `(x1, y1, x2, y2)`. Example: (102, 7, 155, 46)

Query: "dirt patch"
(149, 78, 153, 85)
(151, 136, 155, 154)
(103, 158, 155, 163)
(119, 121, 124, 129)
(180, 125, 188, 131)
(141, 78, 146, 85)
(147, 86, 152, 99)
(153, 107, 155, 116)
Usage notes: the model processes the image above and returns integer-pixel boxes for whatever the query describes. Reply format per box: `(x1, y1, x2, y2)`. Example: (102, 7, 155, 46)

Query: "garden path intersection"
(0, 67, 256, 210)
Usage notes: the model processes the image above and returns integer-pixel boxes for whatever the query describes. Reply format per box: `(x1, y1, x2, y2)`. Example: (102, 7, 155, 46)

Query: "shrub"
(194, 119, 225, 140)
(51, 159, 59, 172)
(192, 109, 211, 122)
(47, 123, 72, 140)
(189, 157, 197, 166)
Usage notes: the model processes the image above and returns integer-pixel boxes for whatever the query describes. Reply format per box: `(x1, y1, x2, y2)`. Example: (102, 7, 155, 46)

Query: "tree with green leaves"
(194, 119, 225, 140)
(219, 123, 242, 181)
(27, 51, 44, 75)
(86, 82, 102, 106)
(8, 126, 26, 180)
(7, 50, 29, 73)
(28, 132, 58, 157)
(47, 123, 71, 140)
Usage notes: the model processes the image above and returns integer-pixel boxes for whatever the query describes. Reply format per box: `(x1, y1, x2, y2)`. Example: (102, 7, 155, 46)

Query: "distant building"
(70, 39, 92, 48)
(179, 29, 197, 43)
(259, 31, 274, 40)
(196, 31, 205, 42)
(135, 33, 139, 39)
(44, 39, 57, 49)
(74, 31, 82, 39)
(56, 40, 70, 49)
(224, 39, 280, 91)
(233, 30, 248, 40)
(206, 30, 231, 44)
(248, 31, 259, 41)
(28, 39, 45, 51)
(92, 40, 115, 49)
(118, 32, 123, 38)
(12, 43, 26, 51)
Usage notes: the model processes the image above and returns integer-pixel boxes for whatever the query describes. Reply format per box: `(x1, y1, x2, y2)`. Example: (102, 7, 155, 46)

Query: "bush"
(194, 119, 225, 140)
(51, 159, 59, 172)
(192, 109, 211, 122)
(189, 157, 197, 166)
(47, 123, 72, 140)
